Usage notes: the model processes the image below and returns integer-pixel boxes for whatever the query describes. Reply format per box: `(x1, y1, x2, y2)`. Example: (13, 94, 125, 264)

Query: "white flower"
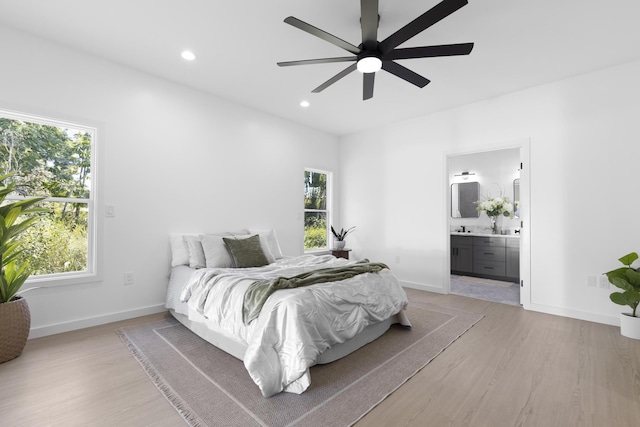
(476, 196, 514, 218)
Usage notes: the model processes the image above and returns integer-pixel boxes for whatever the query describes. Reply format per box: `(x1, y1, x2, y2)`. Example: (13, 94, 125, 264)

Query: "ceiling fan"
(277, 0, 474, 100)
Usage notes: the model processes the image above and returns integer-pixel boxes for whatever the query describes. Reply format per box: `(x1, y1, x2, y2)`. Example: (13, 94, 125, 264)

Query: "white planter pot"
(620, 313, 640, 340)
(334, 240, 346, 250)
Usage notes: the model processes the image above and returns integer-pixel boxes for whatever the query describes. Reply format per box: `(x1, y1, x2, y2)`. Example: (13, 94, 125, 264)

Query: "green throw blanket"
(243, 260, 389, 324)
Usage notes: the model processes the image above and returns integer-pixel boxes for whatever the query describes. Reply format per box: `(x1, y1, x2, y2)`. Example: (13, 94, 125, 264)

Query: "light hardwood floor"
(1, 290, 639, 427)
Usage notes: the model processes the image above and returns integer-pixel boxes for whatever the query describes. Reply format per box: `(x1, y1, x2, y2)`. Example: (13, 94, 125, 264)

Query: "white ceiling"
(0, 0, 639, 136)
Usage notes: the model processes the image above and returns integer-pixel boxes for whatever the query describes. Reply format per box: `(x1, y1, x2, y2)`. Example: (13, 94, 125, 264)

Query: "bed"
(165, 229, 410, 397)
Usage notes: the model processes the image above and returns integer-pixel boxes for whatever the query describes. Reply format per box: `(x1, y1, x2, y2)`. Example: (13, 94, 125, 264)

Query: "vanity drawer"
(473, 246, 506, 262)
(473, 260, 506, 276)
(473, 236, 506, 248)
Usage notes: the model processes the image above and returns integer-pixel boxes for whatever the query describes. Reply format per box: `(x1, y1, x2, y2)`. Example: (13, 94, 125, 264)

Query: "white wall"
(0, 26, 340, 337)
(340, 59, 640, 326)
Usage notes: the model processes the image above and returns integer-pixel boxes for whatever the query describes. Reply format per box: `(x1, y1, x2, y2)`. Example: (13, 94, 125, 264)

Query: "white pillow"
(201, 235, 236, 268)
(170, 230, 250, 267)
(249, 229, 283, 259)
(169, 233, 198, 267)
(185, 236, 206, 268)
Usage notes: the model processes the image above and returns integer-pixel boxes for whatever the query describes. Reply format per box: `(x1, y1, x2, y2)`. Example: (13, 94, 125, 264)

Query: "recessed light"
(300, 100, 310, 108)
(181, 50, 196, 61)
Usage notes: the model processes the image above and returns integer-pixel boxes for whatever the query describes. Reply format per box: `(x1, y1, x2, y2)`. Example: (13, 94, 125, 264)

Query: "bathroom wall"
(449, 148, 521, 234)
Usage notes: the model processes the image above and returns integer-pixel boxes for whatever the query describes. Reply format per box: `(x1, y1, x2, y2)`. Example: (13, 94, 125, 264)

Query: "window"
(0, 110, 97, 284)
(304, 168, 331, 251)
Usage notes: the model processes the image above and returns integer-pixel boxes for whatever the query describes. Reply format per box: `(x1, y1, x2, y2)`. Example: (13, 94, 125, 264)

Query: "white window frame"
(304, 167, 332, 253)
(1, 108, 100, 288)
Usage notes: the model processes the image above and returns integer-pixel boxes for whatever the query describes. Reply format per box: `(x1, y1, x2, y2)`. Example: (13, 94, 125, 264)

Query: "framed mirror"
(513, 178, 520, 218)
(451, 182, 479, 218)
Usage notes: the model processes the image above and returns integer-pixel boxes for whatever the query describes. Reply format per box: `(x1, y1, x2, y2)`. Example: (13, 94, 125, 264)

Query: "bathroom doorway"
(447, 143, 530, 307)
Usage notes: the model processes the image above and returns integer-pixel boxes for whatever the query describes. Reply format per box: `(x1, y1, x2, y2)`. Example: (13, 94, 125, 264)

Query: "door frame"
(444, 138, 531, 309)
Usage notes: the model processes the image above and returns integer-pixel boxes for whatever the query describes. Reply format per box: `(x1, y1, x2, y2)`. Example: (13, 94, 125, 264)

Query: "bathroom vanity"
(451, 233, 519, 282)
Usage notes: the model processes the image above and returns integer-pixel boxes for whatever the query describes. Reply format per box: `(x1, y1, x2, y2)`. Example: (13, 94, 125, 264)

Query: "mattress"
(165, 254, 410, 396)
(166, 264, 401, 363)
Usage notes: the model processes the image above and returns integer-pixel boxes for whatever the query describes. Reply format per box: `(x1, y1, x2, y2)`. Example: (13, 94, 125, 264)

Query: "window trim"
(303, 167, 332, 253)
(1, 108, 100, 288)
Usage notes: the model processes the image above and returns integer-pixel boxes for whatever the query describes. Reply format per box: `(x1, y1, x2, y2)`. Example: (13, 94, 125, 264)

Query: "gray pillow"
(223, 234, 269, 268)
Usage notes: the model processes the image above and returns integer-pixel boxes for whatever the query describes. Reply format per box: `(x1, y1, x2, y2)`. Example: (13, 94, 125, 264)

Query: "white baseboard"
(28, 304, 168, 339)
(525, 302, 619, 327)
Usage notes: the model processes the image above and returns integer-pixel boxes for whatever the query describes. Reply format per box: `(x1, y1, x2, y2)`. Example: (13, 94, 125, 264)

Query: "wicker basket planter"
(0, 296, 31, 364)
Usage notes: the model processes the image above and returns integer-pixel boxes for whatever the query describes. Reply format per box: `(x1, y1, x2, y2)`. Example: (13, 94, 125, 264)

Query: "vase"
(620, 313, 640, 340)
(334, 240, 346, 250)
(490, 216, 498, 234)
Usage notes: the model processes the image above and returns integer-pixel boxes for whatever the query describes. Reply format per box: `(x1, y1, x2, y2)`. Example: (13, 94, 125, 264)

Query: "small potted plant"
(0, 172, 45, 363)
(605, 252, 640, 340)
(331, 226, 355, 250)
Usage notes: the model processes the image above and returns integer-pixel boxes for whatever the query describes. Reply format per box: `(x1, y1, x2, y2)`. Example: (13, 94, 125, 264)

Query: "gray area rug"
(451, 275, 520, 306)
(118, 295, 483, 427)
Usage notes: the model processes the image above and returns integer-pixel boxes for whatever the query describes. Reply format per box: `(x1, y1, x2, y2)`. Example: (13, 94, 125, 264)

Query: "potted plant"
(331, 226, 355, 250)
(605, 252, 640, 340)
(0, 172, 45, 363)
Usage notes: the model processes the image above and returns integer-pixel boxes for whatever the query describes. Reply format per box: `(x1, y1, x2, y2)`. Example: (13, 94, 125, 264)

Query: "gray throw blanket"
(243, 260, 389, 324)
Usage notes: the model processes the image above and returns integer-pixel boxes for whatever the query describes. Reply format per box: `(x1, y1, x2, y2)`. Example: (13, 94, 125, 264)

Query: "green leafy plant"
(331, 226, 355, 241)
(0, 172, 46, 303)
(605, 252, 640, 317)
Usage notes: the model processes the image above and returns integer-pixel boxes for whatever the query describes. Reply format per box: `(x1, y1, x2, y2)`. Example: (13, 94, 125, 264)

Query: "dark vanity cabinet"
(451, 235, 519, 282)
(506, 238, 520, 279)
(451, 235, 473, 274)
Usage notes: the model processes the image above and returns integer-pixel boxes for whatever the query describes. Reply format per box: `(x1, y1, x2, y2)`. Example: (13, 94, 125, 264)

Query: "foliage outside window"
(0, 111, 95, 281)
(304, 169, 330, 251)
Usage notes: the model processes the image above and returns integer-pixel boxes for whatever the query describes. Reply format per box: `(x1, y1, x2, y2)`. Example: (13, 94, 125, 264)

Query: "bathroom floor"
(450, 275, 520, 306)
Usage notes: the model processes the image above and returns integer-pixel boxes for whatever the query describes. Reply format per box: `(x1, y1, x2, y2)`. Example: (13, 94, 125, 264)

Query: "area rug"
(118, 298, 483, 427)
(456, 275, 516, 287)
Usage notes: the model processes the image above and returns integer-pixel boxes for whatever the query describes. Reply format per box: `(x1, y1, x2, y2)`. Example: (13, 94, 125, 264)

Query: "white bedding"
(177, 254, 409, 397)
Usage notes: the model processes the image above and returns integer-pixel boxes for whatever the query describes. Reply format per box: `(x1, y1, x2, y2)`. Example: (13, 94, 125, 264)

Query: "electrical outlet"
(124, 271, 135, 285)
(587, 275, 596, 288)
(599, 275, 610, 289)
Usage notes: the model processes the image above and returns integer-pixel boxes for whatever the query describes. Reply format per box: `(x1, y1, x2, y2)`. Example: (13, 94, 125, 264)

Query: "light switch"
(105, 205, 115, 217)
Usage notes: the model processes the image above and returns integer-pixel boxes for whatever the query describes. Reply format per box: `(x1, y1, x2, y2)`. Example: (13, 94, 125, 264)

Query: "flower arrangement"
(476, 196, 514, 218)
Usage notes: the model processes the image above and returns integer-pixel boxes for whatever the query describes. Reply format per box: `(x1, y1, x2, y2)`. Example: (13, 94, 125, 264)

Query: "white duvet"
(179, 254, 408, 397)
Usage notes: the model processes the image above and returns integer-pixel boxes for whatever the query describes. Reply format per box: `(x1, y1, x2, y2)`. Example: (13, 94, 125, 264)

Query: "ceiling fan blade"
(284, 16, 361, 55)
(382, 61, 430, 88)
(379, 0, 469, 54)
(360, 0, 379, 51)
(312, 63, 358, 93)
(278, 57, 357, 67)
(363, 72, 375, 100)
(385, 42, 474, 60)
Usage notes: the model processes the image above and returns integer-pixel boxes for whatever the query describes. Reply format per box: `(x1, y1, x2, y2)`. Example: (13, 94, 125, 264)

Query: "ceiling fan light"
(181, 50, 196, 61)
(357, 56, 382, 73)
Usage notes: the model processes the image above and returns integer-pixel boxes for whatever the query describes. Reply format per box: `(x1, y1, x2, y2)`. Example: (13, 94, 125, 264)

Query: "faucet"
(459, 226, 466, 233)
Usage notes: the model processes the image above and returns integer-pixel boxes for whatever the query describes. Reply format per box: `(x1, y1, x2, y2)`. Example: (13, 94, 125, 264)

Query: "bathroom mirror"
(513, 178, 520, 218)
(451, 182, 479, 218)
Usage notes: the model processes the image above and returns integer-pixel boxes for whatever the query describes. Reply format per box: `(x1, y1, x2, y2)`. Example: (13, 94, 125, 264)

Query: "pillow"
(170, 230, 250, 267)
(169, 233, 199, 267)
(201, 234, 236, 268)
(223, 234, 269, 268)
(185, 236, 206, 268)
(248, 228, 283, 259)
